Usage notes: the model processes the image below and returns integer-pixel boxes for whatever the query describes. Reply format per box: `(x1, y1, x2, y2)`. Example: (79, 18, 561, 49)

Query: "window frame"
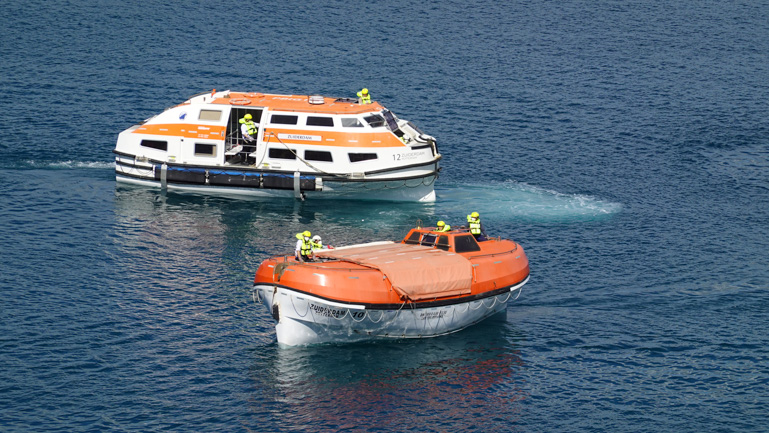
(140, 139, 168, 151)
(194, 142, 216, 157)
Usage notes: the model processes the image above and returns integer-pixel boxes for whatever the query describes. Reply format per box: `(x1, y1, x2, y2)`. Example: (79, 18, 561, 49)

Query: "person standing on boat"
(467, 212, 487, 241)
(295, 231, 314, 262)
(357, 88, 371, 104)
(239, 113, 259, 161)
(436, 221, 451, 232)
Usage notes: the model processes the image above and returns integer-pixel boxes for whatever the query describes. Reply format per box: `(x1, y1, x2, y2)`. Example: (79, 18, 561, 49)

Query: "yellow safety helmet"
(244, 113, 252, 120)
(303, 230, 311, 238)
(361, 88, 369, 94)
(437, 221, 445, 227)
(471, 212, 479, 218)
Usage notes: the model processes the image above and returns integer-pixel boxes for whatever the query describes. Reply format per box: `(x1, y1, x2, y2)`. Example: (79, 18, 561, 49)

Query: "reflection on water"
(249, 316, 527, 430)
(113, 180, 617, 262)
(113, 184, 440, 260)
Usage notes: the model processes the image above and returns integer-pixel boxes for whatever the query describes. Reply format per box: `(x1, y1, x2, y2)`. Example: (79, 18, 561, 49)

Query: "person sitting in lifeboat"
(435, 221, 451, 232)
(311, 235, 333, 252)
(295, 231, 314, 262)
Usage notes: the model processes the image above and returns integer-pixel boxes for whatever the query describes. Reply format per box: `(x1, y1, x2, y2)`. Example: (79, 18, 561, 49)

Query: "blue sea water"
(1, 0, 768, 431)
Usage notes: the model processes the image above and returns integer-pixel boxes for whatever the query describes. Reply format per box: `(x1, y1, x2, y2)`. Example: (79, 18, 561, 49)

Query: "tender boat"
(252, 225, 530, 346)
(114, 90, 440, 201)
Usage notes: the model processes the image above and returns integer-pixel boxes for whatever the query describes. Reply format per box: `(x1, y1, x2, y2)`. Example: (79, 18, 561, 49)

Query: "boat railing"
(467, 242, 520, 260)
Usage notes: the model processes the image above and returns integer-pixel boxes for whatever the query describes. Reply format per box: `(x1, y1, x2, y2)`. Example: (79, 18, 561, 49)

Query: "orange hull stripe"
(133, 124, 226, 141)
(131, 124, 408, 148)
(263, 128, 406, 148)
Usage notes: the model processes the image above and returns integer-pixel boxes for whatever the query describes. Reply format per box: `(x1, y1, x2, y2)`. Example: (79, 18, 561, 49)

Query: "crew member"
(239, 113, 259, 161)
(357, 88, 371, 104)
(311, 235, 324, 251)
(467, 211, 487, 241)
(295, 231, 314, 261)
(240, 113, 259, 143)
(436, 220, 451, 232)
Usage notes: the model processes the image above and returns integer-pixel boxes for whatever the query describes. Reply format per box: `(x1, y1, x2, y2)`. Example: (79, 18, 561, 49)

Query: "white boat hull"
(253, 277, 527, 346)
(116, 173, 437, 202)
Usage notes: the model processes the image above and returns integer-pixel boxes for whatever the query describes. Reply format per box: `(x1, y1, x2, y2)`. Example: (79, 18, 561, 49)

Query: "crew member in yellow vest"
(295, 231, 314, 261)
(436, 221, 451, 232)
(357, 88, 371, 104)
(467, 211, 487, 241)
(239, 113, 259, 143)
(311, 235, 324, 251)
(239, 113, 259, 162)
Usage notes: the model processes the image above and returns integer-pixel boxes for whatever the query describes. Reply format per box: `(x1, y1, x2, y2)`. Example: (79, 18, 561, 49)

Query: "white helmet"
(312, 235, 321, 241)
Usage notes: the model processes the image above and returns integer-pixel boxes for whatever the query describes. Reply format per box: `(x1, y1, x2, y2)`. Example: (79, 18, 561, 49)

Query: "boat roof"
(204, 90, 385, 115)
(314, 242, 472, 301)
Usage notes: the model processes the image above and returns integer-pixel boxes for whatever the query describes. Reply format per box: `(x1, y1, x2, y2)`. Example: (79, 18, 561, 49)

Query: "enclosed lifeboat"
(114, 90, 440, 201)
(253, 226, 530, 346)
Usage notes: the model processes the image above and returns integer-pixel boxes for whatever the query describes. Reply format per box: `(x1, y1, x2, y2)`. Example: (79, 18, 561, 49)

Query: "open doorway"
(225, 107, 264, 165)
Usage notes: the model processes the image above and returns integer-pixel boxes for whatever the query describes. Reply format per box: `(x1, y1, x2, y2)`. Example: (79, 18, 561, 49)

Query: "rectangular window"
(404, 231, 421, 245)
(140, 139, 167, 151)
(270, 114, 298, 125)
(342, 118, 363, 127)
(348, 153, 377, 163)
(420, 233, 437, 246)
(194, 143, 216, 156)
(307, 116, 334, 127)
(363, 114, 385, 128)
(305, 150, 333, 162)
(382, 110, 399, 131)
(198, 110, 222, 121)
(269, 148, 296, 160)
(436, 235, 450, 251)
(454, 235, 481, 253)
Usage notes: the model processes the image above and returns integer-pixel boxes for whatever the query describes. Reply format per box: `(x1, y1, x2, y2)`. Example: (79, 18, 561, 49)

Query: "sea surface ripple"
(1, 0, 768, 431)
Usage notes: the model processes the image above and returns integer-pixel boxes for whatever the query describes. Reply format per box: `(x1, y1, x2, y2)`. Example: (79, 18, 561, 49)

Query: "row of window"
(140, 140, 378, 163)
(195, 109, 386, 129)
(404, 232, 482, 253)
(268, 113, 385, 128)
(268, 148, 377, 163)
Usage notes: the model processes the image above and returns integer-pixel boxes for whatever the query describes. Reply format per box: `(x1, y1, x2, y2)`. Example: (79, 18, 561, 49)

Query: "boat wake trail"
(2, 160, 116, 170)
(435, 180, 621, 223)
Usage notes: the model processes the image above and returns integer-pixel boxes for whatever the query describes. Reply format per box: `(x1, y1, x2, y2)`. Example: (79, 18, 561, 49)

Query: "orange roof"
(315, 243, 472, 301)
(211, 91, 385, 114)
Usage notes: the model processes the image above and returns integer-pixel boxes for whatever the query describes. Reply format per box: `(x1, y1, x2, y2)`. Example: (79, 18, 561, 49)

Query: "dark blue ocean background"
(2, 0, 768, 431)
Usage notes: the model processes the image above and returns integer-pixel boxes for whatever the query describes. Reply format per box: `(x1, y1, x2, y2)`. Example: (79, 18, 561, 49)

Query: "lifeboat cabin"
(114, 90, 441, 201)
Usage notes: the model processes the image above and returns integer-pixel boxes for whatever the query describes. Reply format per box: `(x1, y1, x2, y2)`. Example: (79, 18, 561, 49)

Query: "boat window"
(382, 110, 399, 131)
(420, 233, 437, 246)
(305, 150, 333, 162)
(198, 109, 221, 121)
(140, 139, 167, 151)
(436, 235, 450, 251)
(363, 114, 385, 128)
(269, 148, 296, 160)
(342, 118, 363, 127)
(404, 231, 421, 245)
(270, 114, 298, 125)
(194, 143, 216, 156)
(349, 153, 377, 163)
(307, 116, 334, 127)
(454, 235, 481, 253)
